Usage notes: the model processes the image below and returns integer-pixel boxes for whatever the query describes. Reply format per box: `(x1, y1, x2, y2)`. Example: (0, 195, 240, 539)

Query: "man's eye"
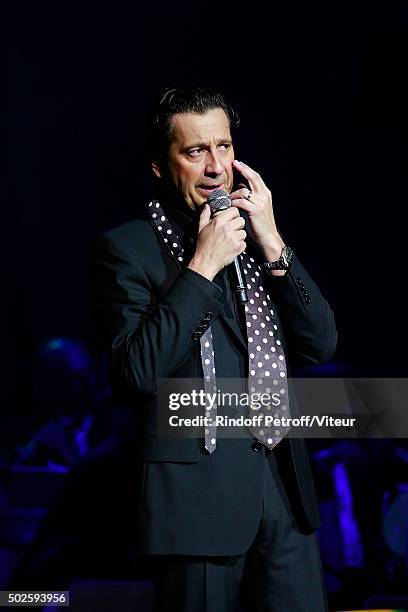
(188, 148, 203, 156)
(219, 143, 231, 150)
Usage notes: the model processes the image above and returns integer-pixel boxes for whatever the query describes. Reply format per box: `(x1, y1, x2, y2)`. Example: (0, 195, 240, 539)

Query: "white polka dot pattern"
(148, 201, 185, 265)
(148, 200, 217, 453)
(240, 250, 290, 450)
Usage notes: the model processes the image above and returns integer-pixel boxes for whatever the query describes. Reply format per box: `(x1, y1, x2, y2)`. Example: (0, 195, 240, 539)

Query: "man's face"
(152, 108, 235, 211)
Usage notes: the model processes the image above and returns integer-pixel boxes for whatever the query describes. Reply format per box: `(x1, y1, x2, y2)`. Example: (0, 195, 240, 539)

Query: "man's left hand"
(230, 160, 285, 268)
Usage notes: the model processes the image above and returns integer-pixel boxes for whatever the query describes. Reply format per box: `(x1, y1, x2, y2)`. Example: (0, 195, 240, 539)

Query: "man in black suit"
(89, 87, 337, 611)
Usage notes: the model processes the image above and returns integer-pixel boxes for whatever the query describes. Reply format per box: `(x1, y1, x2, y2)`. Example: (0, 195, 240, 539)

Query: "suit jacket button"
(252, 441, 264, 452)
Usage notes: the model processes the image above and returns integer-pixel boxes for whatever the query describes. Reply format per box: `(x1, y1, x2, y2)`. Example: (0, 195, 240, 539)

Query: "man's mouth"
(197, 183, 224, 194)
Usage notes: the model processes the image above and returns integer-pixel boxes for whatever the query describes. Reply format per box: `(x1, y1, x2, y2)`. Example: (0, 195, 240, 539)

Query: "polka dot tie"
(148, 201, 290, 453)
(148, 201, 218, 453)
(240, 252, 291, 449)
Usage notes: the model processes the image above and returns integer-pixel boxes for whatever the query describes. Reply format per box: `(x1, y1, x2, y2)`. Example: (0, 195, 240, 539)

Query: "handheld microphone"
(207, 188, 248, 304)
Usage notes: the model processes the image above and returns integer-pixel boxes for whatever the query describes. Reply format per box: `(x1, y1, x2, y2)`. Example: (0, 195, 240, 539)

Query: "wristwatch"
(262, 245, 294, 271)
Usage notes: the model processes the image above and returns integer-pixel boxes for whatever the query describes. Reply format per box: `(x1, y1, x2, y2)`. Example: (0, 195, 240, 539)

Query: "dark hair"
(147, 86, 240, 163)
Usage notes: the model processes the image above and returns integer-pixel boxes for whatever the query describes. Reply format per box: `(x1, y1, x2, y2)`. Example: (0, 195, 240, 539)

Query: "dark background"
(2, 2, 407, 606)
(4, 1, 407, 438)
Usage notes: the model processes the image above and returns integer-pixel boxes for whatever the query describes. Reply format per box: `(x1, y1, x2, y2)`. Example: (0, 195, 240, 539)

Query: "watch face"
(263, 246, 293, 270)
(282, 246, 292, 267)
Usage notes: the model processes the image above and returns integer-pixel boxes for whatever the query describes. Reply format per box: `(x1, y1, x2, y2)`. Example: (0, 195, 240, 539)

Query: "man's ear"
(152, 160, 162, 179)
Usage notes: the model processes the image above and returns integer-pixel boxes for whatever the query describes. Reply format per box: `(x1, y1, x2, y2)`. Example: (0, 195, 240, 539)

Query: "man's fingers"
(230, 187, 254, 201)
(228, 198, 253, 213)
(233, 159, 266, 191)
(230, 216, 246, 230)
(225, 206, 241, 218)
(212, 206, 240, 222)
(213, 210, 245, 231)
(233, 159, 258, 177)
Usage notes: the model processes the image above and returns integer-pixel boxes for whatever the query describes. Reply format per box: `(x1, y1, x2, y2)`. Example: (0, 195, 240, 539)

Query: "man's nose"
(204, 151, 224, 176)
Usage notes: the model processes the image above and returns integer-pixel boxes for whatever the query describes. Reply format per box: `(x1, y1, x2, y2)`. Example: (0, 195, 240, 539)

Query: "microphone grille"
(207, 188, 231, 213)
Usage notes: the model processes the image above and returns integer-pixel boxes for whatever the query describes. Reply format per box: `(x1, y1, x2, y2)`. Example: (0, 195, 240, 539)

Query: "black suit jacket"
(88, 202, 337, 555)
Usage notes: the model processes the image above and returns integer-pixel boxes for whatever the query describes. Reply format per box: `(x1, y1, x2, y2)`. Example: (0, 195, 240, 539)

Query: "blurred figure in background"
(311, 439, 408, 609)
(14, 337, 126, 469)
(6, 337, 136, 591)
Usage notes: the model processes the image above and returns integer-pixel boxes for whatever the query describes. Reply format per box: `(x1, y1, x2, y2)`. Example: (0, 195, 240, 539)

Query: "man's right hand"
(188, 204, 246, 282)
